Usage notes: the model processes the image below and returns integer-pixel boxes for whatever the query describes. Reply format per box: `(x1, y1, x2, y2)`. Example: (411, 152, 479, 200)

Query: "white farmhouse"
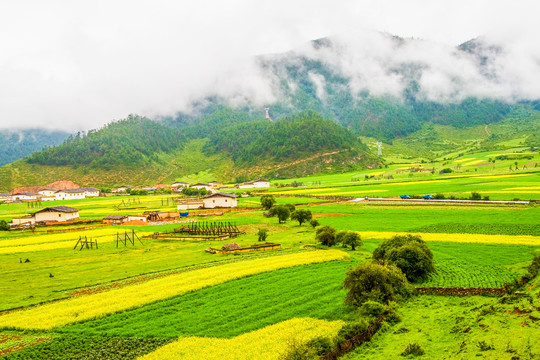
(191, 183, 214, 191)
(238, 179, 270, 189)
(11, 192, 38, 201)
(177, 200, 204, 210)
(202, 193, 238, 209)
(12, 206, 80, 225)
(0, 193, 11, 202)
(171, 181, 190, 190)
(111, 185, 132, 193)
(55, 189, 86, 200)
(80, 187, 100, 197)
(38, 189, 57, 201)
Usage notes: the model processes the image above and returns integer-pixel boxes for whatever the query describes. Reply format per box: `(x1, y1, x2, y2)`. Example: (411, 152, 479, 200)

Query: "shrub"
(434, 193, 446, 199)
(477, 340, 494, 351)
(260, 195, 276, 210)
(305, 337, 333, 356)
(309, 219, 320, 228)
(315, 225, 337, 247)
(336, 319, 369, 344)
(359, 301, 385, 318)
(439, 168, 453, 174)
(469, 191, 482, 200)
(257, 228, 268, 242)
(373, 234, 435, 283)
(401, 343, 425, 356)
(0, 220, 9, 231)
(278, 339, 317, 360)
(343, 263, 415, 307)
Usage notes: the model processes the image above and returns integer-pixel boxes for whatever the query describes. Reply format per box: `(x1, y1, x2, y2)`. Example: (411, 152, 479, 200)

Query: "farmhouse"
(111, 185, 132, 193)
(171, 181, 189, 190)
(237, 179, 270, 189)
(38, 189, 57, 201)
(191, 183, 214, 191)
(12, 206, 80, 225)
(55, 188, 86, 200)
(209, 181, 223, 188)
(103, 215, 127, 225)
(11, 192, 38, 201)
(0, 193, 11, 202)
(202, 192, 238, 209)
(80, 187, 100, 197)
(177, 200, 204, 210)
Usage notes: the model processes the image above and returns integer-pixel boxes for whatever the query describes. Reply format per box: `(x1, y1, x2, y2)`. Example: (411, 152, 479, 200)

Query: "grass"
(60, 260, 358, 338)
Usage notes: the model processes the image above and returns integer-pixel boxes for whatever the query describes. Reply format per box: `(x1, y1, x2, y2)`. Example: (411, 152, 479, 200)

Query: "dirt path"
(484, 125, 491, 136)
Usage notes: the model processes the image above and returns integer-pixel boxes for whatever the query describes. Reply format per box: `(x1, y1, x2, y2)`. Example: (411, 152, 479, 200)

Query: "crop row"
(411, 222, 540, 236)
(137, 318, 344, 360)
(358, 231, 540, 246)
(0, 250, 348, 330)
(61, 260, 354, 338)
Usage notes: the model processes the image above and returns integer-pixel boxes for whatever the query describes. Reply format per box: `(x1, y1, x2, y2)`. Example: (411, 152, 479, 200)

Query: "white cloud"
(0, 0, 539, 130)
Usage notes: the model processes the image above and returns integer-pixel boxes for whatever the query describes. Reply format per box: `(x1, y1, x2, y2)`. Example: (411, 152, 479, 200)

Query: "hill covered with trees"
(0, 129, 69, 166)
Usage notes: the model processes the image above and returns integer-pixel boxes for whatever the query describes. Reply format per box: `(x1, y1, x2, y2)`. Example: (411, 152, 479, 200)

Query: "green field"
(0, 181, 539, 358)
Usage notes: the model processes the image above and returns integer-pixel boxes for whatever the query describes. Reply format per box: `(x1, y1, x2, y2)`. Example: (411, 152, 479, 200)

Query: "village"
(2, 178, 270, 228)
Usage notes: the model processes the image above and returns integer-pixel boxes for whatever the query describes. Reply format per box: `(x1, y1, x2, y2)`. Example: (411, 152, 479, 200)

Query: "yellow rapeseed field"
(463, 159, 485, 166)
(137, 318, 344, 360)
(476, 174, 531, 179)
(357, 231, 540, 246)
(504, 186, 540, 190)
(386, 180, 449, 186)
(272, 188, 338, 195)
(454, 158, 475, 163)
(0, 250, 348, 330)
(0, 228, 151, 254)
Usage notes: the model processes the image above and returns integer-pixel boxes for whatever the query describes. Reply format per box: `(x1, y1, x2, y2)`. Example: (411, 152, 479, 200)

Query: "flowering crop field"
(358, 231, 540, 246)
(61, 260, 356, 338)
(0, 250, 348, 330)
(137, 318, 344, 360)
(0, 228, 152, 254)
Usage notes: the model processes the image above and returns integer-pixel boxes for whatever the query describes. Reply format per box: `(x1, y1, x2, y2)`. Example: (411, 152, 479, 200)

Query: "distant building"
(54, 189, 86, 200)
(12, 206, 80, 225)
(103, 215, 127, 225)
(191, 183, 214, 191)
(11, 192, 38, 201)
(80, 188, 100, 197)
(171, 181, 190, 190)
(237, 179, 270, 189)
(202, 192, 238, 209)
(209, 181, 223, 188)
(38, 188, 57, 198)
(177, 200, 204, 210)
(111, 186, 132, 193)
(0, 193, 11, 202)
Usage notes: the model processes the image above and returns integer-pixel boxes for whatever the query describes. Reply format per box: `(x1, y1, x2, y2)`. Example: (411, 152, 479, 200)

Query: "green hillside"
(0, 129, 69, 166)
(0, 112, 376, 190)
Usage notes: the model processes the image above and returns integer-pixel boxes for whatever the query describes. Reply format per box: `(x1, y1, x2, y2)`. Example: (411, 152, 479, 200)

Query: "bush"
(359, 301, 386, 318)
(0, 220, 10, 231)
(439, 168, 453, 174)
(373, 234, 435, 283)
(257, 228, 268, 242)
(260, 194, 276, 210)
(278, 339, 317, 360)
(401, 343, 425, 356)
(343, 263, 415, 307)
(305, 337, 333, 356)
(469, 191, 482, 200)
(309, 219, 320, 228)
(315, 225, 337, 247)
(336, 319, 369, 344)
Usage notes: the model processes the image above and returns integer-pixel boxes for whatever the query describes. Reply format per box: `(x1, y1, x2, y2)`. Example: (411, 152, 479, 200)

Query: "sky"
(0, 0, 539, 131)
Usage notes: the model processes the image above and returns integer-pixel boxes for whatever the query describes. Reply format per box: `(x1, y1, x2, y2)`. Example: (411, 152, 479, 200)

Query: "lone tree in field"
(343, 263, 414, 307)
(260, 194, 276, 210)
(372, 234, 435, 283)
(341, 231, 362, 250)
(290, 209, 312, 226)
(269, 205, 290, 223)
(257, 228, 269, 242)
(315, 225, 337, 246)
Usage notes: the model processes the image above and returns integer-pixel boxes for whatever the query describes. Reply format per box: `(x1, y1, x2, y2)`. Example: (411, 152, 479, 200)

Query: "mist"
(0, 0, 539, 131)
